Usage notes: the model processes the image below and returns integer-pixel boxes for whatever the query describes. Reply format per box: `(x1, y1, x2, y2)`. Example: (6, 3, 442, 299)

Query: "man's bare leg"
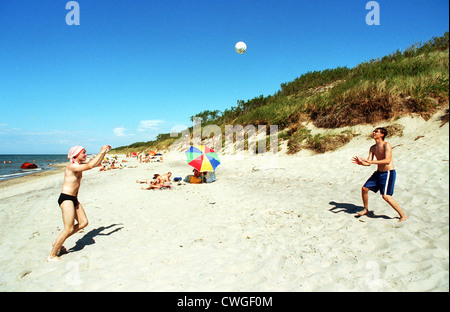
(382, 195, 407, 222)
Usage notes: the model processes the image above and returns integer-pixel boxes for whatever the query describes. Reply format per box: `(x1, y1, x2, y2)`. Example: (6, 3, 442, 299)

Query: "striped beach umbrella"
(185, 145, 220, 172)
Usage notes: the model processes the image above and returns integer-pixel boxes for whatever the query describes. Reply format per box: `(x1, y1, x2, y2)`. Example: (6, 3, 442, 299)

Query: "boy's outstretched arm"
(72, 145, 111, 172)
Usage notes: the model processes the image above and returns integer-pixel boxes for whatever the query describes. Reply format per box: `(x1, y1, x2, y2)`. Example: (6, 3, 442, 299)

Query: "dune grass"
(111, 32, 449, 155)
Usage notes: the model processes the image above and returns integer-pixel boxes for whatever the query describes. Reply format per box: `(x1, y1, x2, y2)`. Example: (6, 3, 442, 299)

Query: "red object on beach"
(20, 162, 38, 169)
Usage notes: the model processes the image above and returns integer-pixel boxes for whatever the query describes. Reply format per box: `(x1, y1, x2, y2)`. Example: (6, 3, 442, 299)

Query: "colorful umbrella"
(185, 145, 220, 172)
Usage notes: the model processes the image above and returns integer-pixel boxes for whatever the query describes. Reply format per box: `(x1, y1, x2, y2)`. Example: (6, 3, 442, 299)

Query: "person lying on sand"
(47, 145, 111, 262)
(136, 173, 161, 184)
(160, 172, 172, 187)
(352, 127, 407, 222)
(141, 174, 165, 190)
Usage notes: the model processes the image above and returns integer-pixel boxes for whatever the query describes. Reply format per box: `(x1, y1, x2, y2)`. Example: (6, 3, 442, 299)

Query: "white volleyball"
(235, 41, 247, 54)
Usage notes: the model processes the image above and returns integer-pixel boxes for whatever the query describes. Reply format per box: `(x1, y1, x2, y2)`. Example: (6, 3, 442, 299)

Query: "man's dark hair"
(375, 127, 388, 139)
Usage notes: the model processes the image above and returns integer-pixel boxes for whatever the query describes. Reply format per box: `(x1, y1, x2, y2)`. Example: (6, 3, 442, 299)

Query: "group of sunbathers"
(137, 172, 172, 190)
(137, 168, 217, 189)
(99, 157, 124, 171)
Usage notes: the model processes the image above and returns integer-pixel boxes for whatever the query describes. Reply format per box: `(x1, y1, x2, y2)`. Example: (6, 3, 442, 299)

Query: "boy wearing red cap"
(47, 144, 111, 262)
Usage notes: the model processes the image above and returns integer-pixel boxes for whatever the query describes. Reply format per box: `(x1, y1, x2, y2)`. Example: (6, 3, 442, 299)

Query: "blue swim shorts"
(363, 170, 397, 196)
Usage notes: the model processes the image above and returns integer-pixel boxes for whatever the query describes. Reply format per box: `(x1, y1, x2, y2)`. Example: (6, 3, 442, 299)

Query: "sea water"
(0, 154, 68, 181)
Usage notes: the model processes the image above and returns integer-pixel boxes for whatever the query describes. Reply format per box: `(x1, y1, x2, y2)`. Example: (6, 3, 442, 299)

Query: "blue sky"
(0, 0, 448, 154)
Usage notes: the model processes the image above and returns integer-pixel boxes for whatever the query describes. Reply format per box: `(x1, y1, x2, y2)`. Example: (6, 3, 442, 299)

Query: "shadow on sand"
(67, 223, 123, 253)
(328, 201, 394, 220)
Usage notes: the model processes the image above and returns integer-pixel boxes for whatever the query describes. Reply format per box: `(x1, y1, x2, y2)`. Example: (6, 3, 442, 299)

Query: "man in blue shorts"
(352, 127, 407, 222)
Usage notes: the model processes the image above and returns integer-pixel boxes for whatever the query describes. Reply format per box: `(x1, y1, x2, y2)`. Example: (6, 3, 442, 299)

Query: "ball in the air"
(235, 41, 247, 54)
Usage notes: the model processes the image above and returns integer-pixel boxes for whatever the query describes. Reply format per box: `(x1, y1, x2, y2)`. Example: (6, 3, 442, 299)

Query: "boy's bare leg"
(382, 195, 407, 222)
(74, 203, 89, 230)
(48, 202, 75, 261)
(47, 202, 88, 261)
(358, 186, 370, 216)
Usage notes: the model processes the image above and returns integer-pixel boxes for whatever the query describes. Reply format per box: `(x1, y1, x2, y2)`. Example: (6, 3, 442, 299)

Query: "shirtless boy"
(47, 144, 111, 262)
(352, 128, 407, 222)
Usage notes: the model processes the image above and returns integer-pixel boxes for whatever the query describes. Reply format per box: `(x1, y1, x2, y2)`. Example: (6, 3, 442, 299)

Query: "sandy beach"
(0, 109, 448, 292)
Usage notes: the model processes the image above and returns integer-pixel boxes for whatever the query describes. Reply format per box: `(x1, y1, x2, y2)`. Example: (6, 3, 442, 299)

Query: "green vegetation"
(112, 32, 449, 155)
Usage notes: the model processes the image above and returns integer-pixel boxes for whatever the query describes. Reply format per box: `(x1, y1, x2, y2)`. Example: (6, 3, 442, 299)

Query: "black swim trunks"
(57, 193, 79, 207)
